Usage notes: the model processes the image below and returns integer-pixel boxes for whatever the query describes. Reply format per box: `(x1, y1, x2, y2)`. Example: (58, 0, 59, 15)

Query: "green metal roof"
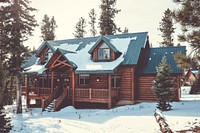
(122, 32, 148, 65)
(140, 46, 186, 74)
(36, 32, 149, 73)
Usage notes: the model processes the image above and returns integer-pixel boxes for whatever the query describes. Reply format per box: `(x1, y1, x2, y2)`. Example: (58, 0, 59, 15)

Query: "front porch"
(22, 86, 119, 110)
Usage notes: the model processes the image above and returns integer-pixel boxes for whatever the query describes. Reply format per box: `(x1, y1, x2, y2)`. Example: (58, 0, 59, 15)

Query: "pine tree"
(41, 14, 57, 41)
(174, 52, 197, 70)
(0, 104, 12, 133)
(0, 61, 5, 105)
(3, 0, 37, 114)
(73, 17, 87, 38)
(158, 8, 175, 47)
(173, 0, 200, 94)
(0, 5, 10, 62)
(88, 8, 97, 37)
(99, 0, 121, 35)
(152, 56, 175, 111)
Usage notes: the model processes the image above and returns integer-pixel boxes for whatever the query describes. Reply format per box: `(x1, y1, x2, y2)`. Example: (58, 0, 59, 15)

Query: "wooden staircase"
(54, 88, 69, 111)
(45, 100, 55, 112)
(42, 88, 69, 112)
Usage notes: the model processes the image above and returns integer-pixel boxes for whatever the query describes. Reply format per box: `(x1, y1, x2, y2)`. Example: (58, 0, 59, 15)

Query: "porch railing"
(21, 86, 52, 96)
(75, 88, 118, 99)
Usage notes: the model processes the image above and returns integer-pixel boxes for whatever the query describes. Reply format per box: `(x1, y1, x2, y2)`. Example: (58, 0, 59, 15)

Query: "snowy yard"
(6, 86, 200, 133)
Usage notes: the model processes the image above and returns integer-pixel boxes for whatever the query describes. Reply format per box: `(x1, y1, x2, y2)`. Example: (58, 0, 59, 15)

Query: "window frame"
(98, 43, 110, 60)
(79, 74, 90, 86)
(111, 75, 121, 88)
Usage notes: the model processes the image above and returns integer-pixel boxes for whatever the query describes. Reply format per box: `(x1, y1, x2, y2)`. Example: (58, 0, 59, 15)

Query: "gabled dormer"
(36, 41, 55, 65)
(88, 36, 121, 62)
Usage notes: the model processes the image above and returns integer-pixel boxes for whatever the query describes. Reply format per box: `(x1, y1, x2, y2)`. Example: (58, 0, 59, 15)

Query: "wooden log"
(154, 111, 173, 133)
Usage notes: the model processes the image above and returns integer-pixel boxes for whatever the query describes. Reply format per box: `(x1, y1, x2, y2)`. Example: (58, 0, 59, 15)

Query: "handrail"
(75, 88, 118, 99)
(54, 88, 68, 111)
(42, 87, 59, 111)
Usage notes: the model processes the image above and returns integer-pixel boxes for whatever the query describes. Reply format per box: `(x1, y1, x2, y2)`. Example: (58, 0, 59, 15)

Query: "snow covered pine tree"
(152, 56, 175, 111)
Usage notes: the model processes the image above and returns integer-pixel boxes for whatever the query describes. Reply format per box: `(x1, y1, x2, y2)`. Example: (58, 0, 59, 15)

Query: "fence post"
(54, 99, 57, 112)
(89, 88, 92, 99)
(42, 99, 45, 112)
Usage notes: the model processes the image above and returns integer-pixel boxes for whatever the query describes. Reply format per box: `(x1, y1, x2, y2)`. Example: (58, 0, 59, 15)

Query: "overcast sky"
(26, 0, 181, 49)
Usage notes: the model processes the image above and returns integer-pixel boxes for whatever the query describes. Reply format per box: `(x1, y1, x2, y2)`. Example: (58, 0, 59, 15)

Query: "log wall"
(137, 74, 181, 101)
(118, 66, 134, 101)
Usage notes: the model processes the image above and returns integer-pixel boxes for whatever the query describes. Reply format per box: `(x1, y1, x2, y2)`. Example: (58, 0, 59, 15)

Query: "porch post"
(51, 70, 54, 93)
(26, 74, 29, 108)
(131, 67, 134, 101)
(108, 74, 112, 109)
(71, 70, 75, 106)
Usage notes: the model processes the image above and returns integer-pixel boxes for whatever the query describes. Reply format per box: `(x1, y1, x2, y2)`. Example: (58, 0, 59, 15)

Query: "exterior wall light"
(96, 78, 100, 82)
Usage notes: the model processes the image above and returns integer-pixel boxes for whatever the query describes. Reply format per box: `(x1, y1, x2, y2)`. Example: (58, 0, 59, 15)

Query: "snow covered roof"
(25, 32, 148, 74)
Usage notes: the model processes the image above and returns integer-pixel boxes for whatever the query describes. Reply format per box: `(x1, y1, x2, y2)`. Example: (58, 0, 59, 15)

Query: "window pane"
(103, 49, 110, 59)
(116, 77, 121, 87)
(111, 78, 115, 87)
(98, 49, 104, 60)
(85, 78, 90, 84)
(80, 78, 84, 85)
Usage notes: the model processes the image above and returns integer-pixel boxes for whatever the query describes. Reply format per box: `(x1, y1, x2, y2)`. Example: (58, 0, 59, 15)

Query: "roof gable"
(140, 46, 186, 74)
(45, 48, 76, 69)
(88, 35, 119, 54)
(36, 41, 56, 56)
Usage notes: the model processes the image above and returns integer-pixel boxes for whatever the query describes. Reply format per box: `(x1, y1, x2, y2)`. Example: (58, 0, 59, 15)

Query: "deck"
(22, 86, 119, 104)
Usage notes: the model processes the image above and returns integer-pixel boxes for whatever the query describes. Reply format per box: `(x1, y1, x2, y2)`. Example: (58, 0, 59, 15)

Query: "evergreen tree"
(173, 0, 200, 94)
(73, 17, 87, 38)
(0, 61, 5, 105)
(41, 14, 57, 41)
(3, 0, 37, 114)
(0, 5, 10, 62)
(152, 56, 175, 111)
(174, 52, 197, 70)
(158, 8, 175, 47)
(0, 104, 12, 133)
(88, 8, 97, 36)
(99, 0, 121, 35)
(88, 8, 97, 37)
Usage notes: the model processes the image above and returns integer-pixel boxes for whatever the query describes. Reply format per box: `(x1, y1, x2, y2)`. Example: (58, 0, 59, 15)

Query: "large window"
(98, 43, 110, 60)
(79, 74, 90, 85)
(111, 75, 121, 88)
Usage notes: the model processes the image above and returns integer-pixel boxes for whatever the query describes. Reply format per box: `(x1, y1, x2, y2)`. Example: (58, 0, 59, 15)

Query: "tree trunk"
(16, 74, 22, 114)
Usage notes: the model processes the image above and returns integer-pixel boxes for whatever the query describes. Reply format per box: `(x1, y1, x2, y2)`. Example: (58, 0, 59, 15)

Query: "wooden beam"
(131, 67, 134, 101)
(108, 74, 112, 109)
(26, 74, 29, 108)
(51, 70, 54, 93)
(56, 60, 71, 67)
(71, 70, 75, 106)
(50, 54, 62, 68)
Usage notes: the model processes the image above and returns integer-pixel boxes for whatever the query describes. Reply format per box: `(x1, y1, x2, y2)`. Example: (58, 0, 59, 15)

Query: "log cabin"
(22, 32, 186, 111)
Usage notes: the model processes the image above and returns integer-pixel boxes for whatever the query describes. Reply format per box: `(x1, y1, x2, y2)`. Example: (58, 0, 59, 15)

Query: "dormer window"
(98, 43, 110, 60)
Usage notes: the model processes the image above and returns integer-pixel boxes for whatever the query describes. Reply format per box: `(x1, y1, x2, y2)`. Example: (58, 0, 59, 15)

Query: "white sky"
(26, 0, 181, 49)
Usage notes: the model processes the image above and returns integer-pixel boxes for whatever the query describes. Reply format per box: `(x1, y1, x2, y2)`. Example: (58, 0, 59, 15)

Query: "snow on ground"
(6, 86, 200, 133)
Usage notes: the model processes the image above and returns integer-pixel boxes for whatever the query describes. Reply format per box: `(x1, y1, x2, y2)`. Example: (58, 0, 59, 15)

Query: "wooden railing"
(75, 88, 118, 99)
(42, 87, 59, 111)
(54, 88, 69, 111)
(21, 86, 52, 96)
